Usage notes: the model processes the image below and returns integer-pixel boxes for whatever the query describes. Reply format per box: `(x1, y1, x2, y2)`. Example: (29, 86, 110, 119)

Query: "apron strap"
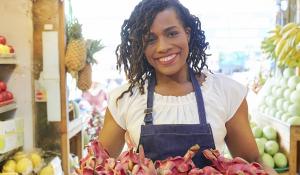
(189, 68, 207, 124)
(144, 67, 207, 125)
(144, 72, 156, 125)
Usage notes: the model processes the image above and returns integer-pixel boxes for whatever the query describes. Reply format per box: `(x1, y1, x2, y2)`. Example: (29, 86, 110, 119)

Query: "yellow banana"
(269, 25, 282, 35)
(278, 44, 292, 63)
(296, 43, 300, 51)
(286, 54, 300, 68)
(294, 33, 300, 47)
(282, 26, 300, 39)
(280, 23, 298, 35)
(275, 38, 287, 57)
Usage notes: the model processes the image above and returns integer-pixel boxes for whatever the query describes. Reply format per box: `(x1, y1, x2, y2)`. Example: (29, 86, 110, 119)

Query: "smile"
(158, 54, 177, 63)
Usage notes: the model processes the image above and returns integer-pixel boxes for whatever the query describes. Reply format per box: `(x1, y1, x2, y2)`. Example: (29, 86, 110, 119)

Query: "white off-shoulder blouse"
(107, 70, 248, 151)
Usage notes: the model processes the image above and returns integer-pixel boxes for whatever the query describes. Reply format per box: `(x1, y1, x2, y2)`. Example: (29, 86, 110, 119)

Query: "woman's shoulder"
(203, 70, 247, 94)
(108, 82, 143, 102)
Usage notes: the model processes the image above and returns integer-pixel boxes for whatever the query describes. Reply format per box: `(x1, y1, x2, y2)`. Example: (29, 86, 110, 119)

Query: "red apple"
(0, 93, 4, 102)
(0, 36, 6, 45)
(6, 91, 13, 100)
(8, 45, 14, 53)
(0, 81, 7, 92)
(0, 91, 7, 101)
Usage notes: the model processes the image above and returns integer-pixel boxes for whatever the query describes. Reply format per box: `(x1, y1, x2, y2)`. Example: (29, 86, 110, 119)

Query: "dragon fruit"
(77, 140, 269, 175)
(202, 149, 268, 175)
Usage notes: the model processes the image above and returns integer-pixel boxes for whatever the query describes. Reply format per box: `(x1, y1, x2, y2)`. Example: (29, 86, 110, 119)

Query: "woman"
(99, 0, 277, 173)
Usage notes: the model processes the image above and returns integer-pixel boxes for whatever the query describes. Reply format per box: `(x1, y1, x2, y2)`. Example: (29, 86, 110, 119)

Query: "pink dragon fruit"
(155, 144, 200, 175)
(188, 166, 222, 175)
(202, 149, 268, 175)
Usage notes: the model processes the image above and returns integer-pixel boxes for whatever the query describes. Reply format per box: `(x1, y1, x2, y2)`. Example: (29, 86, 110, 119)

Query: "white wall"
(0, 0, 34, 150)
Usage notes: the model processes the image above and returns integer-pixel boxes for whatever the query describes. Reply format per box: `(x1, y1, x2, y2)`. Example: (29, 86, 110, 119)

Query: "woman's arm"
(225, 98, 278, 175)
(99, 108, 126, 158)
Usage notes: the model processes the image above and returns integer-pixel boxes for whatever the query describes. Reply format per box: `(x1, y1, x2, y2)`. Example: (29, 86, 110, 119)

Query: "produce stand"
(253, 110, 300, 175)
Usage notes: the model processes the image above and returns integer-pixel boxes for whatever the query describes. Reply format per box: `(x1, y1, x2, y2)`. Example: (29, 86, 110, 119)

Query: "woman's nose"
(156, 37, 171, 53)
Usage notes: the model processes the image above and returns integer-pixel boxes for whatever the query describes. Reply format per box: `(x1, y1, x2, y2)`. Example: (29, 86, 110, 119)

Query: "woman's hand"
(99, 108, 126, 158)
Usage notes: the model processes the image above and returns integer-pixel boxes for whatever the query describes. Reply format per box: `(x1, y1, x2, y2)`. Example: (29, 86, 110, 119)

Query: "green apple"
(256, 139, 265, 156)
(264, 140, 279, 155)
(271, 86, 279, 96)
(275, 98, 285, 111)
(290, 90, 300, 103)
(283, 68, 295, 79)
(252, 126, 263, 138)
(288, 75, 300, 89)
(275, 111, 284, 119)
(282, 101, 291, 112)
(262, 153, 275, 168)
(287, 116, 300, 125)
(263, 126, 277, 140)
(288, 104, 300, 116)
(279, 78, 288, 88)
(281, 112, 292, 122)
(283, 88, 294, 100)
(273, 152, 288, 168)
(258, 137, 268, 145)
(275, 87, 285, 98)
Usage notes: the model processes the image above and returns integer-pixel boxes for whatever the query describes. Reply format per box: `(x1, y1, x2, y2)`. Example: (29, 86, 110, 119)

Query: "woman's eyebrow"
(164, 26, 177, 32)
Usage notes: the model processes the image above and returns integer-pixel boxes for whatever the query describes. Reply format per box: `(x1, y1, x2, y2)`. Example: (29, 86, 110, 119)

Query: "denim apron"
(138, 68, 216, 168)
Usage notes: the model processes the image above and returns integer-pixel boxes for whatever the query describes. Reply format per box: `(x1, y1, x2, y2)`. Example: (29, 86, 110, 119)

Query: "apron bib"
(138, 68, 216, 168)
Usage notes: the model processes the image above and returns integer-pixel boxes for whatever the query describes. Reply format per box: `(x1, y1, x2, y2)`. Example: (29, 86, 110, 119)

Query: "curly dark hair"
(115, 0, 210, 100)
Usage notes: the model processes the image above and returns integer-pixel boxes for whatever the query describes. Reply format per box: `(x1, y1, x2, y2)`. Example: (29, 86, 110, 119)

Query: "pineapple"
(77, 39, 104, 91)
(65, 19, 87, 78)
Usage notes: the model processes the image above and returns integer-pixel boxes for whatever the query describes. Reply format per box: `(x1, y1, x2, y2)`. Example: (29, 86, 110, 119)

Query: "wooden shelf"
(253, 110, 300, 175)
(68, 117, 83, 139)
(0, 56, 17, 64)
(0, 102, 17, 114)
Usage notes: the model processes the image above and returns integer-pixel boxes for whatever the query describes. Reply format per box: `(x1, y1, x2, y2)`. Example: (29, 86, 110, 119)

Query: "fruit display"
(76, 140, 268, 175)
(0, 80, 14, 106)
(250, 122, 288, 171)
(257, 67, 300, 125)
(0, 35, 15, 57)
(261, 23, 300, 68)
(1, 150, 45, 174)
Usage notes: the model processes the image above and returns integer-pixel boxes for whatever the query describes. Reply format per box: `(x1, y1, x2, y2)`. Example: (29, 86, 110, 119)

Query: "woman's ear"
(185, 27, 191, 42)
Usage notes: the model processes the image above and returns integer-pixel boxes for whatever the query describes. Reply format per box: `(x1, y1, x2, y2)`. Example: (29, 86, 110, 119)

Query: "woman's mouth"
(157, 53, 177, 65)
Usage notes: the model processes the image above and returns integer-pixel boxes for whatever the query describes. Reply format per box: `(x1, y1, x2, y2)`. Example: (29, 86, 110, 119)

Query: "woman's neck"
(155, 66, 189, 85)
(154, 66, 193, 96)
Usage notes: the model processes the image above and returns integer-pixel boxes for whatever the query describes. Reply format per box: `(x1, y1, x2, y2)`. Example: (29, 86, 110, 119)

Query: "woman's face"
(144, 8, 190, 77)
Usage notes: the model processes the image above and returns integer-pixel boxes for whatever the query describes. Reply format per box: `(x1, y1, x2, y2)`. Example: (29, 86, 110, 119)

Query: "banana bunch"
(261, 25, 282, 60)
(262, 22, 300, 68)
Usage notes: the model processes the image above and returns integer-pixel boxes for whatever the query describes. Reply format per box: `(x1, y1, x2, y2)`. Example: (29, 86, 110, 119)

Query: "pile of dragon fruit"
(76, 140, 268, 175)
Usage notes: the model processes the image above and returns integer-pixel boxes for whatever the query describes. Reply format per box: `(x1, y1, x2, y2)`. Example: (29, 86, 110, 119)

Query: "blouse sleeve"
(107, 84, 131, 129)
(220, 75, 248, 121)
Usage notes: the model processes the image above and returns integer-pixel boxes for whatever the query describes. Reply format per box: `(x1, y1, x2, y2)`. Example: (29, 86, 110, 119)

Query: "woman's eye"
(168, 31, 178, 37)
(146, 36, 156, 44)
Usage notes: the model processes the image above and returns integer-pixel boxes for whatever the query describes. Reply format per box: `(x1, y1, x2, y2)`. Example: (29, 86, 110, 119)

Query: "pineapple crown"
(67, 18, 83, 40)
(86, 39, 104, 65)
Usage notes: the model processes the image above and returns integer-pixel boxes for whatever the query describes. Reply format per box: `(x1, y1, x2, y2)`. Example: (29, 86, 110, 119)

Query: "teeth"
(159, 54, 176, 62)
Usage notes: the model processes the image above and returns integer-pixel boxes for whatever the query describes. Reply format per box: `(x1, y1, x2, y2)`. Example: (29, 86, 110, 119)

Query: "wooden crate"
(253, 110, 300, 175)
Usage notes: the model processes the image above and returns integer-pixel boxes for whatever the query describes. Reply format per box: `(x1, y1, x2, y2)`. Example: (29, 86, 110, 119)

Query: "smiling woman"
(96, 0, 277, 174)
(68, 0, 278, 174)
